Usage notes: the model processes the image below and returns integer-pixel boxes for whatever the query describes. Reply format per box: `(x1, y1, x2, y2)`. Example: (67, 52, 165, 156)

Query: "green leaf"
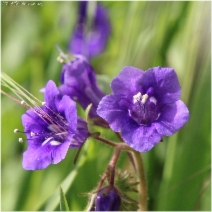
(59, 187, 69, 211)
(83, 193, 96, 211)
(96, 74, 111, 94)
(35, 140, 90, 211)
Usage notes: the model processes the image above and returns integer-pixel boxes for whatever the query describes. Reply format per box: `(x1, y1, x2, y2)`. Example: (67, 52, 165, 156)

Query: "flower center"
(39, 108, 69, 146)
(129, 92, 160, 125)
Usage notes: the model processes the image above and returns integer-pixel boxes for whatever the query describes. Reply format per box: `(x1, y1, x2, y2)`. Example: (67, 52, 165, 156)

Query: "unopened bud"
(95, 187, 121, 211)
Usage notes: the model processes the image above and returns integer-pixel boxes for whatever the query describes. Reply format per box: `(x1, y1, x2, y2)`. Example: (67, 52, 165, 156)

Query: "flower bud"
(59, 55, 105, 119)
(68, 1, 111, 59)
(95, 187, 121, 211)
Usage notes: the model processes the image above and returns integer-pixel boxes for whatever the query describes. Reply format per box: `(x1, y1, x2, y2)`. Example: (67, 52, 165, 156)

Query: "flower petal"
(150, 67, 181, 104)
(97, 94, 130, 132)
(68, 2, 110, 59)
(111, 66, 144, 96)
(154, 100, 190, 136)
(44, 80, 61, 110)
(60, 56, 105, 118)
(22, 139, 70, 170)
(86, 4, 111, 58)
(121, 119, 162, 152)
(22, 110, 47, 135)
(57, 95, 77, 133)
(70, 117, 89, 148)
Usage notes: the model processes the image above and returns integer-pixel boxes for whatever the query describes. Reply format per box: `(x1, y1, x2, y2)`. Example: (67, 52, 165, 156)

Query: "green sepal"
(84, 103, 101, 136)
(85, 103, 93, 123)
(114, 170, 139, 211)
(115, 170, 138, 194)
(59, 186, 70, 211)
(84, 104, 94, 132)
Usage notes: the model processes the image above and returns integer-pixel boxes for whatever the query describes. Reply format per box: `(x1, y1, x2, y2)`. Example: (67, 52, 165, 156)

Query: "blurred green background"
(1, 1, 211, 211)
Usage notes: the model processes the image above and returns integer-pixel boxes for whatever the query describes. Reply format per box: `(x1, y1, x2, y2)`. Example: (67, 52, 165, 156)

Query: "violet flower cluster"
(20, 1, 189, 170)
(13, 1, 190, 210)
(20, 1, 110, 170)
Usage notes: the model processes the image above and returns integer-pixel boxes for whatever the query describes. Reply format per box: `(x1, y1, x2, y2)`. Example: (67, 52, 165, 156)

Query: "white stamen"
(133, 92, 142, 103)
(14, 129, 19, 133)
(30, 132, 35, 137)
(19, 138, 23, 143)
(57, 56, 61, 61)
(42, 137, 53, 146)
(59, 58, 64, 63)
(42, 102, 46, 106)
(141, 94, 149, 104)
(21, 100, 25, 105)
(128, 109, 132, 116)
(48, 124, 59, 133)
(56, 132, 68, 136)
(149, 97, 157, 105)
(157, 113, 161, 120)
(50, 140, 62, 146)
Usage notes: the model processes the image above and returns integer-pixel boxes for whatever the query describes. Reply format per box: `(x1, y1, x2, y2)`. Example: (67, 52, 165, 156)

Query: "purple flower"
(95, 187, 121, 211)
(69, 1, 111, 59)
(21, 80, 88, 170)
(59, 55, 105, 120)
(97, 66, 190, 152)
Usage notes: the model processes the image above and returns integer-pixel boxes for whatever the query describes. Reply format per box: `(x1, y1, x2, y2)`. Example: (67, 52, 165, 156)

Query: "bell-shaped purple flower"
(69, 1, 111, 59)
(59, 55, 105, 120)
(97, 66, 190, 152)
(95, 187, 121, 211)
(22, 80, 88, 170)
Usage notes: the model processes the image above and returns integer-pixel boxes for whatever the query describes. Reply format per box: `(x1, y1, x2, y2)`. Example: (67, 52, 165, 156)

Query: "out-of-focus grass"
(1, 1, 211, 211)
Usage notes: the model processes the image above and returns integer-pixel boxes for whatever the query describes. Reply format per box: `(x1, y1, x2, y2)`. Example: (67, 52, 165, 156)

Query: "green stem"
(132, 151, 147, 211)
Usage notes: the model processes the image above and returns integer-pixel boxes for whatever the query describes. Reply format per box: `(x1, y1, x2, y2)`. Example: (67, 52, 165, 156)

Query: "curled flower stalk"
(93, 136, 147, 211)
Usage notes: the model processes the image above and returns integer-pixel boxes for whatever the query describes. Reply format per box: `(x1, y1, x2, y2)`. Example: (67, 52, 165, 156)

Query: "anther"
(59, 58, 64, 63)
(14, 129, 28, 134)
(133, 92, 142, 103)
(30, 132, 35, 137)
(57, 56, 64, 63)
(141, 94, 148, 104)
(42, 102, 46, 106)
(14, 129, 19, 133)
(21, 100, 25, 105)
(18, 138, 24, 143)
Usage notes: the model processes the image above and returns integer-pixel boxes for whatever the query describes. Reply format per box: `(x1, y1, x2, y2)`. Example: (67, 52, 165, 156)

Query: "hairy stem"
(108, 146, 122, 186)
(97, 145, 122, 190)
(93, 136, 117, 147)
(94, 137, 147, 210)
(115, 132, 136, 171)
